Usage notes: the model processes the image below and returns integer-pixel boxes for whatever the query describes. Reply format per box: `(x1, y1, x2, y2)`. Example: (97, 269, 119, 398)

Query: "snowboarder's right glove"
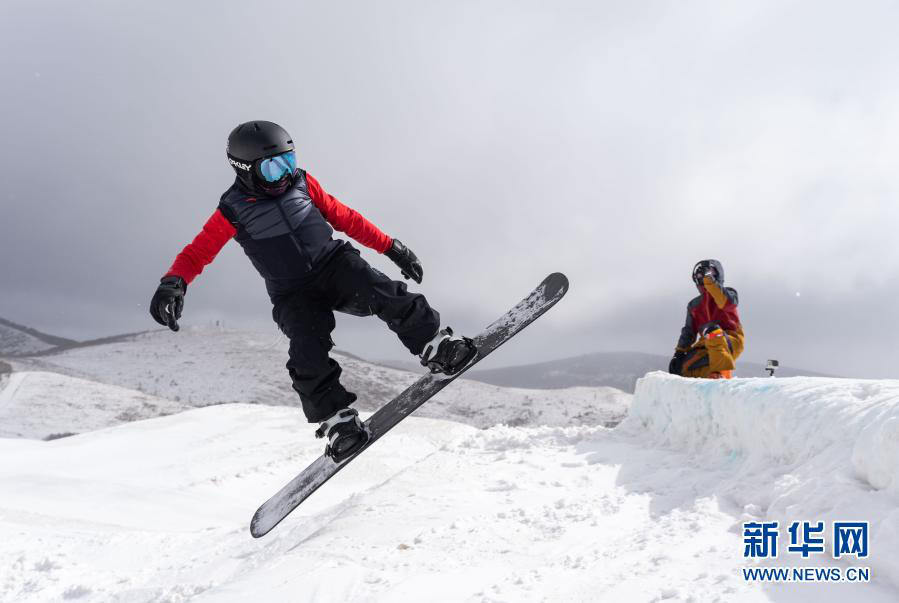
(385, 239, 423, 284)
(668, 350, 687, 375)
(149, 276, 186, 332)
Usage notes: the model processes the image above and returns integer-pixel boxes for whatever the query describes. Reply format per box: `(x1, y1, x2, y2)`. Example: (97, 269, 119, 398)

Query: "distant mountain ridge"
(0, 317, 78, 356)
(0, 315, 157, 358)
(6, 326, 629, 436)
(0, 317, 77, 348)
(2, 315, 830, 396)
(460, 351, 832, 393)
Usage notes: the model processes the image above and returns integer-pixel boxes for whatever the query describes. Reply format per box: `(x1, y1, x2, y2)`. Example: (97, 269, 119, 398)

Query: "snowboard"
(250, 272, 569, 538)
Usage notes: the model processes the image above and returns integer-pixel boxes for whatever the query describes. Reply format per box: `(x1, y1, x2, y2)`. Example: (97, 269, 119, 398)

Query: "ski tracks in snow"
(201, 424, 765, 602)
(0, 371, 27, 407)
(216, 421, 899, 602)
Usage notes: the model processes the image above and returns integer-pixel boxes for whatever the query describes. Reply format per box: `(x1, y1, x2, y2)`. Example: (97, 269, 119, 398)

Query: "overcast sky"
(2, 1, 899, 377)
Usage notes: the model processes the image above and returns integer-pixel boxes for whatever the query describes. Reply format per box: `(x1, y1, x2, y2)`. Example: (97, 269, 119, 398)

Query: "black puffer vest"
(218, 170, 343, 298)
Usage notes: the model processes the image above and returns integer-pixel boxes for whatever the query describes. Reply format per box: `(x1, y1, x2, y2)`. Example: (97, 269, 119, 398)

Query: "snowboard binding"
(316, 408, 371, 463)
(419, 327, 478, 376)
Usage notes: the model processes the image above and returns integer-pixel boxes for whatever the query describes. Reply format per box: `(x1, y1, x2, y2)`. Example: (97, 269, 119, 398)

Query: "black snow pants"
(271, 244, 440, 423)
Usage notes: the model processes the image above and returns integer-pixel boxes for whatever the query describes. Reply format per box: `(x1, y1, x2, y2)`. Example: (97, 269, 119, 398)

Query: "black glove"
(385, 239, 423, 284)
(149, 276, 186, 332)
(668, 350, 687, 375)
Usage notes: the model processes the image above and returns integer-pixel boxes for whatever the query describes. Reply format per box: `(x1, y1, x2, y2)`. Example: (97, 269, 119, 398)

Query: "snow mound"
(0, 371, 190, 439)
(623, 372, 899, 589)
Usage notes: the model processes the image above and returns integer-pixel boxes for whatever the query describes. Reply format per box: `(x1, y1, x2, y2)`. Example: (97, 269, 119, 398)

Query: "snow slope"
(0, 371, 190, 439)
(14, 326, 629, 429)
(2, 374, 898, 601)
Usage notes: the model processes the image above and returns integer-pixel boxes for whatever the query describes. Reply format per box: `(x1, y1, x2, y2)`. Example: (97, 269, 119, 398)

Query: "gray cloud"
(2, 1, 898, 378)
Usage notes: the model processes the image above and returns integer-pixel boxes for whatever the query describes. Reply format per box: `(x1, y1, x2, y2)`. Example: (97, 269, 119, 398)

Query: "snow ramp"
(623, 372, 899, 589)
(3, 375, 899, 601)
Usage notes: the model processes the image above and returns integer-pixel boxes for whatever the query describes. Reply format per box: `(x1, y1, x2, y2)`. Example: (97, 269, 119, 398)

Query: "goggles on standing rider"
(256, 151, 297, 183)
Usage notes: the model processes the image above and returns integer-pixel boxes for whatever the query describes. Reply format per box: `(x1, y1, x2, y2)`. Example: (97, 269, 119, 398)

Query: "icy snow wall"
(621, 372, 899, 588)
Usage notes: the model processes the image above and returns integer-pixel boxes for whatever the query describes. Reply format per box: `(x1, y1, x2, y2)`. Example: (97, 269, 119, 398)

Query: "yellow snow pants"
(681, 326, 745, 378)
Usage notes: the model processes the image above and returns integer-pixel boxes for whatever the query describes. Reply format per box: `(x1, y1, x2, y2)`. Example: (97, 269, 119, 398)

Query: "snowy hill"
(0, 317, 76, 356)
(2, 374, 898, 601)
(0, 371, 190, 439)
(11, 326, 629, 430)
(464, 351, 832, 392)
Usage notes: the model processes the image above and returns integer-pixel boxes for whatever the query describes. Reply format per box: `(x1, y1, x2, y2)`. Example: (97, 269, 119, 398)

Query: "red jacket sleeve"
(164, 209, 237, 284)
(305, 172, 393, 253)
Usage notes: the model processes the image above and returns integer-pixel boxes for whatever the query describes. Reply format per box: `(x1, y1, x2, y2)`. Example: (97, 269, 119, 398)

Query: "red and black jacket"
(165, 171, 392, 298)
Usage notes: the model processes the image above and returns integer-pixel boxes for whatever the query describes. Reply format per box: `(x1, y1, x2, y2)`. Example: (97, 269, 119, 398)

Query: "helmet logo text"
(229, 158, 252, 171)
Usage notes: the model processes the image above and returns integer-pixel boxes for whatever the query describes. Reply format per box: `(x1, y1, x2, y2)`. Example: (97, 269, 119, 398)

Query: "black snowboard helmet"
(226, 121, 296, 196)
(692, 259, 724, 287)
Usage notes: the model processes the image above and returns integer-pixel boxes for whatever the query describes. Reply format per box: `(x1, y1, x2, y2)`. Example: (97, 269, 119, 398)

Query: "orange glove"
(703, 276, 730, 309)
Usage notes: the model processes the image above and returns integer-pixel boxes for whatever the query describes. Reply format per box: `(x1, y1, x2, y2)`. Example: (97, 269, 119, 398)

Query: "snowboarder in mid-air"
(149, 121, 476, 462)
(668, 259, 744, 379)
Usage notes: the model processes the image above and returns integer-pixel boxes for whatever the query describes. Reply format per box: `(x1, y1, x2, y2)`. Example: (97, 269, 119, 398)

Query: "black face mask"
(255, 172, 293, 197)
(236, 170, 294, 197)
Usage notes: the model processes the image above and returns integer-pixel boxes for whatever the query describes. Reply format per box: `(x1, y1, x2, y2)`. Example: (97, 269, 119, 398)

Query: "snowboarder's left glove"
(385, 239, 423, 284)
(150, 276, 186, 332)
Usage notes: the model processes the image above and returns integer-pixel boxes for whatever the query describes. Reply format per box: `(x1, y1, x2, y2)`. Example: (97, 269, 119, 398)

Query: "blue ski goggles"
(257, 151, 297, 183)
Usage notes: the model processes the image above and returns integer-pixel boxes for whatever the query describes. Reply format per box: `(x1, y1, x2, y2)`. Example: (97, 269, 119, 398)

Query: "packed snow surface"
(2, 373, 898, 601)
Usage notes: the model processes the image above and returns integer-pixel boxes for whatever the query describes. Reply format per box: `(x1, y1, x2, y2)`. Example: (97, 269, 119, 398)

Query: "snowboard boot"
(315, 408, 370, 463)
(419, 327, 478, 376)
